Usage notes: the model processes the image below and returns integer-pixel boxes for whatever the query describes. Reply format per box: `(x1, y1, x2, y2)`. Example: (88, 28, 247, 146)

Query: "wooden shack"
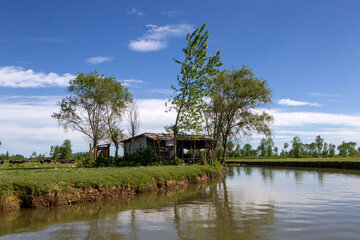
(122, 133, 213, 162)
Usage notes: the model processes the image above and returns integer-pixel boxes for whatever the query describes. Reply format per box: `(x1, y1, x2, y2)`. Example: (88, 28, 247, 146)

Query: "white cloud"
(307, 92, 340, 97)
(278, 98, 321, 107)
(85, 56, 114, 65)
(270, 109, 360, 128)
(0, 66, 74, 88)
(128, 8, 144, 16)
(123, 79, 144, 87)
(148, 88, 173, 96)
(162, 10, 183, 17)
(129, 24, 194, 52)
(3, 95, 360, 156)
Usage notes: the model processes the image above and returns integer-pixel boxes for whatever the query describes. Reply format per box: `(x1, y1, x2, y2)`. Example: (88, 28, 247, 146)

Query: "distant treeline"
(225, 135, 359, 158)
(0, 139, 89, 161)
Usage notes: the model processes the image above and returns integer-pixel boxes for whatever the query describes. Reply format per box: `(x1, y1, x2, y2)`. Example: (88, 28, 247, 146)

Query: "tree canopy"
(52, 71, 131, 159)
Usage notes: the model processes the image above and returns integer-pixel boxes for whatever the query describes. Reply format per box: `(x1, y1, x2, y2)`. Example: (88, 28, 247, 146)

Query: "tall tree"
(167, 23, 222, 158)
(103, 83, 132, 158)
(315, 135, 324, 157)
(291, 136, 303, 158)
(59, 139, 72, 160)
(207, 67, 273, 164)
(126, 100, 140, 153)
(52, 71, 130, 160)
(329, 144, 336, 157)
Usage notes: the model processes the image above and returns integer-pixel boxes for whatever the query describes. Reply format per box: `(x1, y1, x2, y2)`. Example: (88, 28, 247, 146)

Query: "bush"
(161, 157, 184, 166)
(121, 147, 162, 166)
(94, 156, 116, 167)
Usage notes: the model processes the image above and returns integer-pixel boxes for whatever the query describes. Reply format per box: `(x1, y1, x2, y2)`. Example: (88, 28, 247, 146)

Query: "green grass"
(226, 157, 360, 162)
(0, 165, 221, 197)
(0, 161, 76, 169)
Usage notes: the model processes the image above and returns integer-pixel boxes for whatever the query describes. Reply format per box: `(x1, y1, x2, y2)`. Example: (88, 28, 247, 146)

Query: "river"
(1, 166, 360, 240)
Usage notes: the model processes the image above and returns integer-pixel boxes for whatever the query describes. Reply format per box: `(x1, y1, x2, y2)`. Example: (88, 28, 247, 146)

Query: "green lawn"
(0, 165, 221, 197)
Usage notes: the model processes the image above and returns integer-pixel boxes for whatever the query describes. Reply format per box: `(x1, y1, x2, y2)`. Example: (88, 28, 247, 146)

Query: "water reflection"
(1, 166, 360, 240)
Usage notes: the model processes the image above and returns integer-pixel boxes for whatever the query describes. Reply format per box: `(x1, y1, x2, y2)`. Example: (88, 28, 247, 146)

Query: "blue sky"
(1, 0, 360, 156)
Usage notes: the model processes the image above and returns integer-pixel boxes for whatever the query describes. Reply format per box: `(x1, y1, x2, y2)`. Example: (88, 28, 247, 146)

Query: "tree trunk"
(93, 140, 98, 161)
(115, 142, 119, 158)
(221, 141, 227, 165)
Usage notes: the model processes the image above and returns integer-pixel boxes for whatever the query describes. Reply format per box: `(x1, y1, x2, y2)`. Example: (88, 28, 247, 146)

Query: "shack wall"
(124, 136, 148, 155)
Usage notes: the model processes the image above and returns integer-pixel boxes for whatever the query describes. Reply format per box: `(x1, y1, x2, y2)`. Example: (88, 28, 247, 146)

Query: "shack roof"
(122, 133, 213, 143)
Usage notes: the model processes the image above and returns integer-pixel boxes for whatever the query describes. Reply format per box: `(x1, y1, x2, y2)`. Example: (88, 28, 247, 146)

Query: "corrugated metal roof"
(123, 133, 213, 142)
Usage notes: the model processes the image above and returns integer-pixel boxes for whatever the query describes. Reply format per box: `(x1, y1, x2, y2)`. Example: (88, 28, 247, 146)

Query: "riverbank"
(226, 157, 360, 170)
(0, 165, 224, 210)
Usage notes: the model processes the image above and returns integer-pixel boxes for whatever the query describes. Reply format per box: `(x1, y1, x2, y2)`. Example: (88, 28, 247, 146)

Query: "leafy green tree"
(291, 136, 303, 158)
(258, 138, 267, 156)
(234, 144, 241, 157)
(207, 67, 273, 164)
(50, 145, 60, 160)
(52, 71, 131, 160)
(30, 151, 37, 159)
(282, 142, 289, 157)
(329, 144, 336, 157)
(167, 23, 222, 159)
(337, 141, 347, 157)
(322, 142, 328, 157)
(315, 135, 324, 157)
(274, 147, 278, 157)
(242, 144, 253, 157)
(103, 84, 132, 158)
(59, 139, 72, 160)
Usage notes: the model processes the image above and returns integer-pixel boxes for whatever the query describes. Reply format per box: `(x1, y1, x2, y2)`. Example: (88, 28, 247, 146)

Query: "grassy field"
(0, 164, 222, 209)
(226, 157, 360, 162)
(0, 161, 76, 169)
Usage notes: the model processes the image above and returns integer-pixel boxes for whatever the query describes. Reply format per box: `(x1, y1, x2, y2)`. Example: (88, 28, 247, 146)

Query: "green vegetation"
(0, 164, 222, 209)
(52, 71, 132, 160)
(167, 23, 222, 158)
(224, 135, 360, 160)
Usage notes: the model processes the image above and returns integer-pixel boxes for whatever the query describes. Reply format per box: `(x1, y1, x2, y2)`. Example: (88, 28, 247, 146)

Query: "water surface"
(1, 166, 360, 240)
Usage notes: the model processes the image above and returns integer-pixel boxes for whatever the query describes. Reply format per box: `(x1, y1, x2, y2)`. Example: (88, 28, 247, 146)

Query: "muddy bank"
(0, 167, 225, 210)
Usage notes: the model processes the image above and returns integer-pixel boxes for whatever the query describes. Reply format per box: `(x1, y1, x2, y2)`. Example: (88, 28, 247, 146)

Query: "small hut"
(122, 133, 213, 162)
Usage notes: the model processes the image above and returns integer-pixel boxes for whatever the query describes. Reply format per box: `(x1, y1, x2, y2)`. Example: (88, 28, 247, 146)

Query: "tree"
(329, 144, 336, 157)
(315, 135, 324, 157)
(167, 23, 222, 159)
(291, 136, 303, 158)
(103, 84, 132, 158)
(322, 142, 328, 157)
(207, 67, 273, 164)
(126, 100, 140, 154)
(59, 139, 72, 160)
(242, 144, 253, 157)
(52, 71, 131, 160)
(50, 145, 60, 160)
(274, 147, 279, 157)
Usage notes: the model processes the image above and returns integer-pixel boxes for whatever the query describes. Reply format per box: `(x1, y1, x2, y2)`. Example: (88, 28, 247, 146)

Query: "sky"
(1, 0, 360, 156)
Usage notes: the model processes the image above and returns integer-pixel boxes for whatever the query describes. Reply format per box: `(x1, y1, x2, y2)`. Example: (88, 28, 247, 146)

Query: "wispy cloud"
(128, 8, 144, 16)
(148, 88, 173, 96)
(307, 92, 340, 97)
(0, 66, 74, 88)
(270, 109, 360, 128)
(162, 10, 183, 17)
(122, 79, 144, 87)
(85, 56, 114, 65)
(278, 98, 321, 107)
(129, 24, 194, 52)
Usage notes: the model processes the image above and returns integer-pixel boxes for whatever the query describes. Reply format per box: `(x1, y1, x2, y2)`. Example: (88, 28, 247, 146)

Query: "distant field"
(226, 157, 360, 162)
(0, 160, 76, 169)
